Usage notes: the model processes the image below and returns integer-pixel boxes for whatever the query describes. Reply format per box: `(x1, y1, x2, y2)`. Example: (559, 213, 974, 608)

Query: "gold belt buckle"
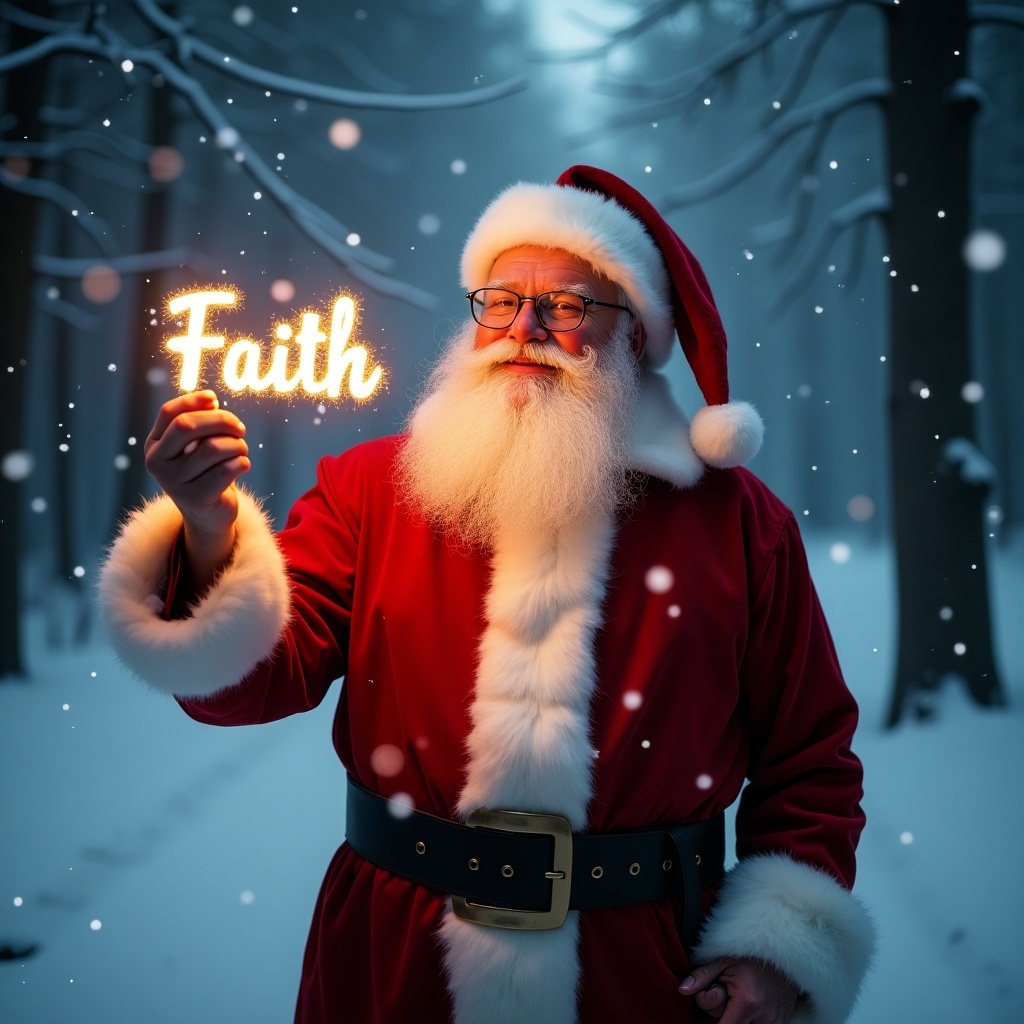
(451, 809, 573, 930)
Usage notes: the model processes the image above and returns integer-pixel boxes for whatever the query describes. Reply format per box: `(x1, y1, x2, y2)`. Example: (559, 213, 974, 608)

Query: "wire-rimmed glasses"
(466, 288, 633, 332)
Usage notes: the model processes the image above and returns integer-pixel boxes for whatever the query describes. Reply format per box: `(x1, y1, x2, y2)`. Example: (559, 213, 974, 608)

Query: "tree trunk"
(884, 0, 1005, 725)
(47, 218, 91, 648)
(0, 2, 52, 679)
(116, 42, 176, 521)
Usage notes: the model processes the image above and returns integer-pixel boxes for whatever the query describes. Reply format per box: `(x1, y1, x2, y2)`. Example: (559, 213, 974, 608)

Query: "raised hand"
(144, 390, 250, 590)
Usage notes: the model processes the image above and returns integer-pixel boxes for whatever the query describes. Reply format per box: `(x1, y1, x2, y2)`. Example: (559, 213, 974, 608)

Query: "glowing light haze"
(164, 289, 384, 400)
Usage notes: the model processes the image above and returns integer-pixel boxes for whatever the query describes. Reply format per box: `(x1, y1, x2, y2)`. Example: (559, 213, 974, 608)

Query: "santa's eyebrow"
(485, 280, 592, 296)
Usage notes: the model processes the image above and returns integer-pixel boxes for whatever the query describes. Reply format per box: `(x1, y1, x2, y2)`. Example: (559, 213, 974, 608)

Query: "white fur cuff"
(693, 854, 875, 1024)
(98, 489, 290, 699)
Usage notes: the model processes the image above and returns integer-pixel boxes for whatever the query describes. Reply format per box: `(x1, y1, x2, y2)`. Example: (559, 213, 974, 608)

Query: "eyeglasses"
(466, 288, 634, 332)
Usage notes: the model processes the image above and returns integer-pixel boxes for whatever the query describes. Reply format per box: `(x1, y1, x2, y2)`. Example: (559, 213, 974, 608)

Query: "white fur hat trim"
(460, 181, 675, 365)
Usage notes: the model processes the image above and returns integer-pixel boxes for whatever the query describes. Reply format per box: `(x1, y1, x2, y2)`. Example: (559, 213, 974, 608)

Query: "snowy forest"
(2, 0, 1022, 1021)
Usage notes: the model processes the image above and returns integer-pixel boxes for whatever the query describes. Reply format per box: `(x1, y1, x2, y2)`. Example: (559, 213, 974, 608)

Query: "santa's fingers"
(146, 437, 249, 510)
(172, 454, 251, 516)
(173, 435, 250, 484)
(694, 983, 727, 1018)
(146, 408, 246, 469)
(148, 391, 219, 444)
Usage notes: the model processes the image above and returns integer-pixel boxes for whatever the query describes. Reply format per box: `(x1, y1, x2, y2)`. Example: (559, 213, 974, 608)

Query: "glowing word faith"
(165, 289, 384, 400)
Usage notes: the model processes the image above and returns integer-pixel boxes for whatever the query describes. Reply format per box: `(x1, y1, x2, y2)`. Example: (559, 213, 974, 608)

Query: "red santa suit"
(98, 369, 873, 1024)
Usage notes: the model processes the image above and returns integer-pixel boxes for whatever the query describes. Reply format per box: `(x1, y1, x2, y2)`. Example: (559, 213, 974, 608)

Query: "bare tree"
(0, 0, 527, 678)
(541, 0, 1022, 724)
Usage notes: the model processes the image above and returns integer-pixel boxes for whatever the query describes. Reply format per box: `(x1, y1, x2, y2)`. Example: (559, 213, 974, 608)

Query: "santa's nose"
(506, 299, 549, 343)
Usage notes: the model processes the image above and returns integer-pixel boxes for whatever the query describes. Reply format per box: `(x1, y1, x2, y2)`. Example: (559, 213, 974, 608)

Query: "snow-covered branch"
(970, 5, 1024, 31)
(129, 0, 526, 111)
(773, 186, 890, 310)
(0, 166, 117, 256)
(540, 0, 891, 67)
(597, 4, 802, 101)
(0, 4, 533, 310)
(762, 6, 846, 125)
(196, 11, 410, 95)
(1, 129, 155, 168)
(758, 116, 834, 254)
(34, 280, 102, 333)
(660, 78, 890, 210)
(34, 247, 215, 277)
(0, 1, 71, 33)
(0, 24, 439, 307)
(532, 0, 686, 63)
(977, 193, 1024, 216)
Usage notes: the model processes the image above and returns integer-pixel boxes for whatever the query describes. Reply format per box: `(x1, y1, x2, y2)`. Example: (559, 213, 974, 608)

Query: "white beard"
(396, 321, 641, 546)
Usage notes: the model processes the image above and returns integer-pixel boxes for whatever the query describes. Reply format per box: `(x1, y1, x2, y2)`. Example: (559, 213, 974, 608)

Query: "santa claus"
(99, 166, 874, 1023)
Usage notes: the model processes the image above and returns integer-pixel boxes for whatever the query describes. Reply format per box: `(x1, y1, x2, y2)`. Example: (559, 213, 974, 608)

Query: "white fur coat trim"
(693, 854, 875, 1024)
(440, 515, 616, 1024)
(97, 489, 290, 699)
(628, 369, 705, 489)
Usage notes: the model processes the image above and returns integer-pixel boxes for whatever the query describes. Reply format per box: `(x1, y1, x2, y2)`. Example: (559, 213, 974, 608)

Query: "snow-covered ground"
(2, 532, 1022, 1023)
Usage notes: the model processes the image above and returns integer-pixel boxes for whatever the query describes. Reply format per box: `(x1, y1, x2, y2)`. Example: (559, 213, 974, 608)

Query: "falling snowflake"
(1, 450, 35, 481)
(829, 543, 852, 565)
(622, 691, 643, 711)
(370, 744, 405, 778)
(387, 793, 415, 819)
(329, 119, 361, 150)
(963, 230, 1006, 271)
(644, 566, 673, 593)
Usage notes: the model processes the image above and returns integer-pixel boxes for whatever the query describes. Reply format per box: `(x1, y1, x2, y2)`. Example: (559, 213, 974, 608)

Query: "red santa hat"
(460, 164, 764, 468)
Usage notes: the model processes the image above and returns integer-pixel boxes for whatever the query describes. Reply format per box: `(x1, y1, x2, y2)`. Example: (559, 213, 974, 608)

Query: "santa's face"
(472, 246, 644, 372)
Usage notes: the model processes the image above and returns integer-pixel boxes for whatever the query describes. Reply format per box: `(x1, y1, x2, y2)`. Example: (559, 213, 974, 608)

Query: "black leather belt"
(345, 776, 724, 941)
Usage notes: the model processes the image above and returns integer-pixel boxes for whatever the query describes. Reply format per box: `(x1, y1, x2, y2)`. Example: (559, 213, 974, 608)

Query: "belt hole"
(415, 841, 426, 855)
(662, 859, 673, 871)
(629, 862, 641, 876)
(468, 858, 479, 871)
(501, 864, 514, 878)
(591, 866, 604, 879)
(695, 854, 702, 865)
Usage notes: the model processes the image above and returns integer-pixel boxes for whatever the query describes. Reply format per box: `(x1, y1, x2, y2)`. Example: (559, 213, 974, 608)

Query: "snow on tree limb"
(33, 281, 102, 333)
(763, 6, 847, 125)
(0, 25, 434, 306)
(0, 166, 117, 256)
(0, 0, 69, 34)
(970, 5, 1024, 31)
(1, 130, 158, 167)
(539, 0, 892, 66)
(759, 117, 834, 255)
(130, 0, 526, 110)
(35, 247, 215, 277)
(773, 187, 890, 311)
(0, 6, 526, 310)
(978, 193, 1024, 215)
(532, 0, 686, 63)
(661, 78, 891, 209)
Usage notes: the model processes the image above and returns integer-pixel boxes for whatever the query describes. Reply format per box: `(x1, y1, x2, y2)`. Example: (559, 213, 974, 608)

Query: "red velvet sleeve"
(175, 453, 361, 727)
(735, 513, 866, 888)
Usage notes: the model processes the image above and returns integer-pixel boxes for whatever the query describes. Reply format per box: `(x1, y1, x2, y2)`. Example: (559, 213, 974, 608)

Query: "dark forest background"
(2, 0, 1022, 726)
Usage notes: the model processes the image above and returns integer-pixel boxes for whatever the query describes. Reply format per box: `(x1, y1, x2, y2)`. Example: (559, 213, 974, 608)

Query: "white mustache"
(467, 340, 598, 375)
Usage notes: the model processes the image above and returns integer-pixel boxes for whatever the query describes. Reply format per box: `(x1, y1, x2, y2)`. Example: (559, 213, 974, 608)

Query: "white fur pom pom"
(689, 400, 764, 468)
